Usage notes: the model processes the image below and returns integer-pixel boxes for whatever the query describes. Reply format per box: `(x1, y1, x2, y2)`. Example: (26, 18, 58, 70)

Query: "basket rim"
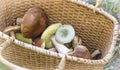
(0, 0, 119, 65)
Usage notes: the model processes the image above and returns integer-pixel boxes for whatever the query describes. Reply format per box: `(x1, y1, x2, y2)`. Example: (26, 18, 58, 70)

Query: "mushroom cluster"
(3, 7, 101, 60)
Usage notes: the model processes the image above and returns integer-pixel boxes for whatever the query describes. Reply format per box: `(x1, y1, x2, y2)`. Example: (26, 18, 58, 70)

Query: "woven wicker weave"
(0, 0, 118, 70)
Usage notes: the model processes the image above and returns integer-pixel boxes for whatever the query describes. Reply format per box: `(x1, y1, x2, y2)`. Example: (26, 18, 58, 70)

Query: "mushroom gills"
(51, 36, 72, 54)
(55, 24, 75, 44)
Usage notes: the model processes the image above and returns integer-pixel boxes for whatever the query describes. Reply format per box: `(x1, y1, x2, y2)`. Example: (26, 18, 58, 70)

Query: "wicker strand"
(10, 31, 16, 39)
(3, 26, 20, 34)
(0, 39, 14, 50)
(55, 55, 66, 70)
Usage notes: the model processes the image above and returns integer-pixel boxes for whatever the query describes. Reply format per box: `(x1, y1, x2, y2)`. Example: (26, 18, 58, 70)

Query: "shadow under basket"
(0, 0, 118, 70)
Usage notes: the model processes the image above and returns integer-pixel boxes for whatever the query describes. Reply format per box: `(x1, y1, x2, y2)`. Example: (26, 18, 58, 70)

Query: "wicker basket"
(0, 0, 118, 70)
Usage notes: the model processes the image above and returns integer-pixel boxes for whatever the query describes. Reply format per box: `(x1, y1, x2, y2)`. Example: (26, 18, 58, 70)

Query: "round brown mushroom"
(21, 7, 48, 38)
(68, 45, 91, 59)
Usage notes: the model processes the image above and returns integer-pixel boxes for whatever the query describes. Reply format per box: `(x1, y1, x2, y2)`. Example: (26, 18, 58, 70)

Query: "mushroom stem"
(55, 55, 66, 70)
(91, 50, 100, 58)
(51, 36, 71, 54)
(16, 18, 23, 25)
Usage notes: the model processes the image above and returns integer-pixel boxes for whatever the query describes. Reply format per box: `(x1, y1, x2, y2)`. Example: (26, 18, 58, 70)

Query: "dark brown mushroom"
(21, 7, 48, 39)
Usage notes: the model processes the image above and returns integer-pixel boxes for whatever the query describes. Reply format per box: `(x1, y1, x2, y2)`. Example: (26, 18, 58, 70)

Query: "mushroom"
(70, 36, 91, 59)
(41, 23, 62, 48)
(68, 36, 91, 59)
(3, 25, 33, 44)
(20, 7, 48, 39)
(15, 33, 32, 44)
(68, 45, 92, 59)
(55, 24, 75, 44)
(51, 36, 72, 54)
(34, 39, 45, 48)
(91, 50, 101, 59)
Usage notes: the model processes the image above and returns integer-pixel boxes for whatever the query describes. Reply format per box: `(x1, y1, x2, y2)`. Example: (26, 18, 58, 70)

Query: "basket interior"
(0, 0, 115, 69)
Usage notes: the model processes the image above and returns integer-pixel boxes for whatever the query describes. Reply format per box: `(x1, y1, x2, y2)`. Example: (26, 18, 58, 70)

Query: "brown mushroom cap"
(69, 45, 91, 59)
(21, 7, 48, 38)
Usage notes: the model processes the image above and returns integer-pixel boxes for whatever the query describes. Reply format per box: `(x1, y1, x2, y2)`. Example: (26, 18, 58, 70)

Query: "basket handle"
(94, 0, 104, 12)
(55, 55, 67, 70)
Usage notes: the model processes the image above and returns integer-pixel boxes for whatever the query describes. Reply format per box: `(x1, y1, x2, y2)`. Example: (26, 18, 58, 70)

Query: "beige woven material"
(0, 0, 118, 70)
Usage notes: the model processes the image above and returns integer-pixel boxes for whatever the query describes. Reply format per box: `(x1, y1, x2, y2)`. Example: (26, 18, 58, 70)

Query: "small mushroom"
(55, 24, 75, 44)
(68, 45, 92, 59)
(34, 39, 45, 48)
(21, 7, 48, 38)
(51, 36, 71, 54)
